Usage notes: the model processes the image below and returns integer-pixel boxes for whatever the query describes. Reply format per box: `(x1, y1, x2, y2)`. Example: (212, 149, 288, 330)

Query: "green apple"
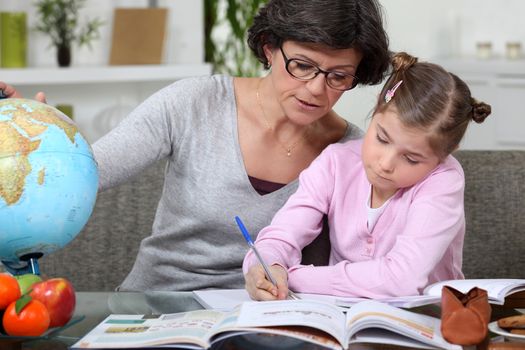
(14, 273, 43, 295)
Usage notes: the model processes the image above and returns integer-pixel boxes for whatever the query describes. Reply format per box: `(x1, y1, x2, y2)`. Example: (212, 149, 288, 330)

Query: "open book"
(194, 289, 441, 310)
(194, 279, 525, 311)
(422, 279, 525, 305)
(72, 299, 461, 350)
(336, 279, 525, 308)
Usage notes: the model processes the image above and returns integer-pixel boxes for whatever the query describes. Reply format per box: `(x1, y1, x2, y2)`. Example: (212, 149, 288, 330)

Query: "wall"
(334, 0, 525, 150)
(0, 0, 204, 142)
(1, 1, 524, 149)
(0, 0, 203, 66)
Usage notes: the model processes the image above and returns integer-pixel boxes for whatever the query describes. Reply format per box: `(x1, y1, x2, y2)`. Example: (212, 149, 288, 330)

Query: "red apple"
(29, 277, 76, 328)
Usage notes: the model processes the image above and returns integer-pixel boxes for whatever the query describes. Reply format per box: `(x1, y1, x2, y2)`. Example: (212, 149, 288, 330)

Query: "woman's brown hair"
(374, 52, 492, 158)
(248, 0, 390, 86)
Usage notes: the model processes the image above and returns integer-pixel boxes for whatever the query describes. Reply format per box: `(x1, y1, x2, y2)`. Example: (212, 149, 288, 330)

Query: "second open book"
(194, 278, 525, 310)
(72, 299, 461, 350)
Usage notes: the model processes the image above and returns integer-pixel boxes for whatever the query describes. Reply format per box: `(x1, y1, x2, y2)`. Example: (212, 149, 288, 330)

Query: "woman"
(1, 0, 390, 291)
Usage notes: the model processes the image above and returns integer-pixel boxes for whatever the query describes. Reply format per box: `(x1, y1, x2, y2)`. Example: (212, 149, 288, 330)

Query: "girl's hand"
(245, 264, 289, 301)
(0, 82, 47, 103)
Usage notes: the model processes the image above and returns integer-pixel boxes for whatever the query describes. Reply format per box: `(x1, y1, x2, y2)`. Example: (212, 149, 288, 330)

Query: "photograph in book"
(71, 299, 461, 350)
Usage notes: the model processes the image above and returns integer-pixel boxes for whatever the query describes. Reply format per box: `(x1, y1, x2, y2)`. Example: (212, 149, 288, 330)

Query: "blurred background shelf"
(435, 58, 525, 76)
(5, 64, 212, 143)
(0, 64, 212, 85)
(436, 58, 525, 148)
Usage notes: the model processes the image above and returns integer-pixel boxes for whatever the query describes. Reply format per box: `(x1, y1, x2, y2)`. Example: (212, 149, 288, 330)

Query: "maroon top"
(248, 176, 286, 195)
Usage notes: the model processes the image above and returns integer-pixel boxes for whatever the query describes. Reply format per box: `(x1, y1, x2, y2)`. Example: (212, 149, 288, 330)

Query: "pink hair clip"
(384, 80, 403, 103)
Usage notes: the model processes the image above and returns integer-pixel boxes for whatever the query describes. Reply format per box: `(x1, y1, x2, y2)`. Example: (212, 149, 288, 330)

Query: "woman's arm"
(93, 78, 202, 191)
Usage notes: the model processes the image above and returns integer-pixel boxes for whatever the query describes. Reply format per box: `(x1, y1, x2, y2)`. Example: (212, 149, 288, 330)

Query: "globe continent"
(0, 98, 98, 267)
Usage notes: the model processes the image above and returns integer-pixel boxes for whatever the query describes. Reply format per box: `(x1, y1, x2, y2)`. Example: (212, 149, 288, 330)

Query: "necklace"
(255, 79, 308, 157)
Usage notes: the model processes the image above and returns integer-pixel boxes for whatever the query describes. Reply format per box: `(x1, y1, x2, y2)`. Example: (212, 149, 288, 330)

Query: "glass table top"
(1, 291, 522, 350)
(0, 291, 203, 350)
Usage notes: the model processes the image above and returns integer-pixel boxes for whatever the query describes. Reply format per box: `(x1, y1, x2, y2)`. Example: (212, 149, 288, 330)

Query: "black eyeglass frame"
(279, 46, 359, 91)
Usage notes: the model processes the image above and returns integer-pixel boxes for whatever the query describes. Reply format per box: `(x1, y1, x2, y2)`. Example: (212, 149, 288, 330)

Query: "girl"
(243, 52, 492, 300)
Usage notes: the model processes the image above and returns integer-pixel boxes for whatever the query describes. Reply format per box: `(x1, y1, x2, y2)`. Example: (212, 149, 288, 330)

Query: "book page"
(193, 288, 439, 310)
(344, 300, 461, 350)
(423, 279, 525, 304)
(205, 306, 343, 350)
(230, 300, 347, 346)
(193, 289, 343, 310)
(352, 329, 447, 349)
(335, 294, 441, 309)
(72, 311, 225, 349)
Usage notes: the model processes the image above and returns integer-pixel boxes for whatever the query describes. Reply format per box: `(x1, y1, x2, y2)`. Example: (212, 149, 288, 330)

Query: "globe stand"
(1, 252, 43, 276)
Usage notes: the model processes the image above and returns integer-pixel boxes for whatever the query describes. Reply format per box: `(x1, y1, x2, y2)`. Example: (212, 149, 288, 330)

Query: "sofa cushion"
(39, 162, 165, 291)
(454, 150, 525, 279)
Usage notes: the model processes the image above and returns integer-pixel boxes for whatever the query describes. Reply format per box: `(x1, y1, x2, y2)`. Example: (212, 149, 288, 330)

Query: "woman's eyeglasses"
(280, 46, 358, 91)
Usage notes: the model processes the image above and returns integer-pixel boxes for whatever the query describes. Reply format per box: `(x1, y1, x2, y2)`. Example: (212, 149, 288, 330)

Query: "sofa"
(36, 150, 525, 291)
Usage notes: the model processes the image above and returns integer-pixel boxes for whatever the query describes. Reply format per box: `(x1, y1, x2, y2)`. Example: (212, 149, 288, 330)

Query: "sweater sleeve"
(242, 145, 338, 274)
(288, 163, 465, 298)
(93, 79, 195, 191)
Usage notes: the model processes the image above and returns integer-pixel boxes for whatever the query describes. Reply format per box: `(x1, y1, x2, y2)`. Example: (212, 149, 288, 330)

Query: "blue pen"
(235, 216, 300, 300)
(0, 89, 7, 99)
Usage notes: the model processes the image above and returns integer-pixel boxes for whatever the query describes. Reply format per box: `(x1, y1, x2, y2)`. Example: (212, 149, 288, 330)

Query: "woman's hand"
(245, 264, 289, 301)
(0, 82, 47, 103)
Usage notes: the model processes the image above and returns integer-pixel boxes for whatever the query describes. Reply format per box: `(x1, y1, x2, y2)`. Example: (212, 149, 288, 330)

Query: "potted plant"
(204, 0, 267, 76)
(33, 0, 104, 67)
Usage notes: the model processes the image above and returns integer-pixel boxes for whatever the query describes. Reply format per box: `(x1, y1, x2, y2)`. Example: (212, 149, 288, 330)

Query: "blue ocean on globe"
(0, 98, 99, 270)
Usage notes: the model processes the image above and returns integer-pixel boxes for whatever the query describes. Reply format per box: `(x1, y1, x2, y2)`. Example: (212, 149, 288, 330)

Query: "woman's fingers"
(34, 91, 47, 103)
(0, 82, 47, 103)
(0, 82, 23, 98)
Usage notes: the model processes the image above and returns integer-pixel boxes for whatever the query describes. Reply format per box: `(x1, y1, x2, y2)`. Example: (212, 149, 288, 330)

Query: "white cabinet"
(1, 64, 212, 142)
(436, 58, 525, 150)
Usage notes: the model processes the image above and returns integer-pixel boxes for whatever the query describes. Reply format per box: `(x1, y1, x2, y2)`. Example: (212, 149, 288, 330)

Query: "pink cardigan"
(243, 140, 465, 298)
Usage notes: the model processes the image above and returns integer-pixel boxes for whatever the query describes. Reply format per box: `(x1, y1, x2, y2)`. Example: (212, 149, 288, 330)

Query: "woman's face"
(265, 40, 362, 125)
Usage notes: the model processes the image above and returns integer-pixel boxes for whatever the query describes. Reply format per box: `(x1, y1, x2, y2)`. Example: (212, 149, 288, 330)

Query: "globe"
(0, 98, 98, 273)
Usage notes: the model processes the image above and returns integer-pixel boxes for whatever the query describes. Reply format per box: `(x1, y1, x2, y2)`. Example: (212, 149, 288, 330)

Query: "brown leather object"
(440, 286, 492, 345)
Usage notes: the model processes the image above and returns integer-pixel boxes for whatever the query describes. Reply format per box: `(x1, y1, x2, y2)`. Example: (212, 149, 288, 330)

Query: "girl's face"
(264, 40, 362, 125)
(361, 107, 441, 202)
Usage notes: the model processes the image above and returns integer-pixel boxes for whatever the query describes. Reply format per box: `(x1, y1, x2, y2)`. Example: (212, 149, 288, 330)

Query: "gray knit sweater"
(93, 75, 362, 291)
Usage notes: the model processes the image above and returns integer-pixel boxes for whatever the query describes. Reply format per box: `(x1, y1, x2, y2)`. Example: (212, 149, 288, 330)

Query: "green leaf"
(15, 294, 32, 315)
(201, 0, 268, 76)
(32, 0, 104, 50)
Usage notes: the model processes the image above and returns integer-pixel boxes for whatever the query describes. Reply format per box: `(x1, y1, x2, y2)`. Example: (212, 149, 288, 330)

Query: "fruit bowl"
(0, 314, 85, 340)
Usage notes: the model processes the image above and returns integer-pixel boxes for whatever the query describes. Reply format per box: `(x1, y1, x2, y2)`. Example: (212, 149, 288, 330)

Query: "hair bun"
(471, 99, 492, 123)
(392, 52, 418, 72)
